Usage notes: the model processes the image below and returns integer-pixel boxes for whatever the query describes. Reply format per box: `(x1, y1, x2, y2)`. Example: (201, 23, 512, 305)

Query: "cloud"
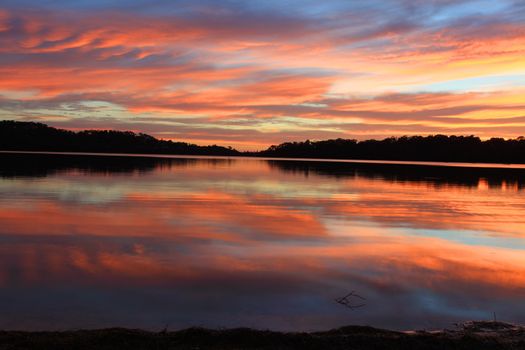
(0, 1, 524, 149)
(1, 160, 525, 329)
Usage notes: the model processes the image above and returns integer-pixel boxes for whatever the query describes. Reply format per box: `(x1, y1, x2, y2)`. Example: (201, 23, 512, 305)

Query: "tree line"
(257, 136, 525, 163)
(2, 120, 525, 163)
(0, 120, 239, 156)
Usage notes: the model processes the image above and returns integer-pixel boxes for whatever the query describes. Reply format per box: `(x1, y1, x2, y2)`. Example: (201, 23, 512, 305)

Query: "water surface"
(1, 153, 525, 331)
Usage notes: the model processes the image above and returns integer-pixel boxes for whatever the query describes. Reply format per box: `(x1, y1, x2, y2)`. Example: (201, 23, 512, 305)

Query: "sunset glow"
(2, 156, 525, 330)
(1, 1, 524, 150)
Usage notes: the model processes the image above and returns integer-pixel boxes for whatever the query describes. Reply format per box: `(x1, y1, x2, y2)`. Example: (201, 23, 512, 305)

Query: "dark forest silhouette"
(0, 120, 239, 156)
(2, 120, 525, 163)
(258, 136, 525, 164)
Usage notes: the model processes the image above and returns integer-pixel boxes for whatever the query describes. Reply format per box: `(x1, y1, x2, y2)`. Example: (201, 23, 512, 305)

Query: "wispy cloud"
(0, 1, 524, 149)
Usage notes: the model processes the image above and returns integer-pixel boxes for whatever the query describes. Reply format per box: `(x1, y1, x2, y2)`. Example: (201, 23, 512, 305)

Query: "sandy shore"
(0, 321, 523, 349)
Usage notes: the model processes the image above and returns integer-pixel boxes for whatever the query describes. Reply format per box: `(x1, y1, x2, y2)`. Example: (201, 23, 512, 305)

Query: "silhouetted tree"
(258, 135, 525, 164)
(0, 121, 239, 156)
(3, 121, 525, 163)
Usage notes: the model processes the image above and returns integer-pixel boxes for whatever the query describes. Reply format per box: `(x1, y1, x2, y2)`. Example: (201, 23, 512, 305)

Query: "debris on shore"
(0, 321, 524, 350)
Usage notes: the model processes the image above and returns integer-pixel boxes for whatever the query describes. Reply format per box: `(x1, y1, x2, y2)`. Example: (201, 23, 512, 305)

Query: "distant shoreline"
(3, 120, 525, 165)
(2, 150, 525, 170)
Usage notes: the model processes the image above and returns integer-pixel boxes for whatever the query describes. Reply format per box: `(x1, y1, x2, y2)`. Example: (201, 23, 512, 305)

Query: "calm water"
(1, 153, 525, 331)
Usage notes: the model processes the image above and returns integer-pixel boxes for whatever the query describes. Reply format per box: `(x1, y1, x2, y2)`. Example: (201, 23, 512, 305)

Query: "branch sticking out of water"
(335, 291, 366, 310)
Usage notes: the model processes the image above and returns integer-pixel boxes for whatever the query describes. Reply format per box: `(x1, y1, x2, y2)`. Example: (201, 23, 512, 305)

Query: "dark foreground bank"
(0, 322, 523, 350)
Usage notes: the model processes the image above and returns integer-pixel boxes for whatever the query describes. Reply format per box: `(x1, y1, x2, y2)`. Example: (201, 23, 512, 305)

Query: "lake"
(1, 152, 525, 331)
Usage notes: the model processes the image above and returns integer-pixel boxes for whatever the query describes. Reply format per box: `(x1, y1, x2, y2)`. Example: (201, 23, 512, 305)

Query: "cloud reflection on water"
(1, 153, 525, 331)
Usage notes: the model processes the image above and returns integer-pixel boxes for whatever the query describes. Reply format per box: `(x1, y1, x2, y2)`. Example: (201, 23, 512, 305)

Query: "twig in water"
(335, 291, 366, 310)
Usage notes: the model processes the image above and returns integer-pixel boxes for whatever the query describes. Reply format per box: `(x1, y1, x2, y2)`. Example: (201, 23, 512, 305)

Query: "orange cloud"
(1, 5, 525, 149)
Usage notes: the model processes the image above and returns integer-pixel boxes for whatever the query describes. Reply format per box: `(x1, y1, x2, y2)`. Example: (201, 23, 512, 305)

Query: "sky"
(0, 0, 524, 150)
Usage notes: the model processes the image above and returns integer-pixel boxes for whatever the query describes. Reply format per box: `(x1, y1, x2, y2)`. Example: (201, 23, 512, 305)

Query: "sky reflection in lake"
(1, 153, 525, 331)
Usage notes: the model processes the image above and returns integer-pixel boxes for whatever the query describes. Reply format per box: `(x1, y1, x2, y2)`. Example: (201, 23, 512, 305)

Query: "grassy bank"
(0, 322, 523, 350)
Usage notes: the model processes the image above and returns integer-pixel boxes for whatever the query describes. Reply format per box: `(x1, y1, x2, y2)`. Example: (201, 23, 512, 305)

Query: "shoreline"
(3, 150, 525, 170)
(0, 321, 523, 349)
